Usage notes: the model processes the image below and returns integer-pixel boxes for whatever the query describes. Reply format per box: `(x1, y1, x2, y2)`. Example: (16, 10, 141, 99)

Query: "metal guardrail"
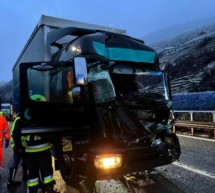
(173, 110, 215, 122)
(173, 121, 215, 139)
(173, 110, 215, 139)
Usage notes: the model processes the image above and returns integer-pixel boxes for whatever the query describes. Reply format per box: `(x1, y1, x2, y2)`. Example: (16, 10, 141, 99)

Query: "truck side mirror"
(74, 57, 88, 85)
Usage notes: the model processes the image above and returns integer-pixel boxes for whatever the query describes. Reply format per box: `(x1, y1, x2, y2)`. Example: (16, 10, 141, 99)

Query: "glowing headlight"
(94, 154, 122, 169)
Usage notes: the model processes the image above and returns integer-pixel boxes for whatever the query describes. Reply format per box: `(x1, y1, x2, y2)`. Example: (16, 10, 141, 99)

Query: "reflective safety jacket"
(0, 115, 11, 141)
(25, 135, 52, 153)
(12, 116, 52, 153)
(10, 117, 27, 148)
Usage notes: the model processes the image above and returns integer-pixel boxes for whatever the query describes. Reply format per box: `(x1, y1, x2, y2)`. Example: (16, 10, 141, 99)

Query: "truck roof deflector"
(47, 27, 96, 45)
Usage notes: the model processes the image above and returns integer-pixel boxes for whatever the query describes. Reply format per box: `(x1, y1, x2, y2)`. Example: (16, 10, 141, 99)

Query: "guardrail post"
(191, 128, 194, 136)
(212, 113, 215, 138)
(190, 112, 193, 121)
(173, 125, 176, 133)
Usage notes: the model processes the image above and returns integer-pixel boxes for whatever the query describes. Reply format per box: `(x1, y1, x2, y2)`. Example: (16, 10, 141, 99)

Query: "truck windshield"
(26, 64, 169, 105)
(137, 73, 168, 100)
(27, 66, 75, 104)
(114, 72, 169, 105)
(130, 73, 171, 125)
(110, 64, 169, 101)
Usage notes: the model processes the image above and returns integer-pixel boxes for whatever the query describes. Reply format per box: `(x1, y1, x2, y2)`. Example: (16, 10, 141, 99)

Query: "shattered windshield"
(121, 73, 171, 126)
(137, 73, 168, 100)
(88, 67, 116, 103)
(118, 73, 169, 107)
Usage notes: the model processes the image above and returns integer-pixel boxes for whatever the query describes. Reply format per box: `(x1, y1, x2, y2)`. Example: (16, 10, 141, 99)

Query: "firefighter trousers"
(26, 149, 55, 192)
(12, 147, 27, 180)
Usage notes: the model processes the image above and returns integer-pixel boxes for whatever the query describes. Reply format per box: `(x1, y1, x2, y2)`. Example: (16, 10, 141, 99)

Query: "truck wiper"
(32, 63, 54, 71)
(100, 61, 115, 69)
(88, 61, 115, 70)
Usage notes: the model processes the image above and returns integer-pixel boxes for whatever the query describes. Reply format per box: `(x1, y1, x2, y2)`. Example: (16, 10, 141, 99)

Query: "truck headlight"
(94, 154, 122, 169)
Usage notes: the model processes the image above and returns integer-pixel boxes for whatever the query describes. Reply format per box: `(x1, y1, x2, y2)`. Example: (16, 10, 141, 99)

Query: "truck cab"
(13, 16, 180, 188)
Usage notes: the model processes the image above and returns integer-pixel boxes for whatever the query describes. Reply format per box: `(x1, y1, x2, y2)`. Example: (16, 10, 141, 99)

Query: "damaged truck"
(13, 15, 181, 190)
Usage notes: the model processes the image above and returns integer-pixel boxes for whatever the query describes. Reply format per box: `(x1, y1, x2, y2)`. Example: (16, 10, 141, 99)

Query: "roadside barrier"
(172, 110, 215, 139)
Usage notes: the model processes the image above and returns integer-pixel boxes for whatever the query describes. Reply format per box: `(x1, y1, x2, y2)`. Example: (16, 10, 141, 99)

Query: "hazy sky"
(1, 0, 215, 81)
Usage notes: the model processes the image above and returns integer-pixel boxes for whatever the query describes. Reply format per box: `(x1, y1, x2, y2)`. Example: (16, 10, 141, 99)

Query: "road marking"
(172, 162, 215, 179)
(176, 134, 215, 142)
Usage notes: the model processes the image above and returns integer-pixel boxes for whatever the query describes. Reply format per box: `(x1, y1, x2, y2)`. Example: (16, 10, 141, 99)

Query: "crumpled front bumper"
(84, 146, 180, 180)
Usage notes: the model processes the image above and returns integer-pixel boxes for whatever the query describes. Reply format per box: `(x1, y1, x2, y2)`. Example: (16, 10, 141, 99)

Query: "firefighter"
(13, 94, 57, 193)
(0, 111, 11, 177)
(7, 114, 27, 188)
(25, 135, 56, 193)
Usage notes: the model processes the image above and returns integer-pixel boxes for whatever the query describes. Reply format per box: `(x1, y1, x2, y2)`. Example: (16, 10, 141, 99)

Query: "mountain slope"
(148, 23, 215, 94)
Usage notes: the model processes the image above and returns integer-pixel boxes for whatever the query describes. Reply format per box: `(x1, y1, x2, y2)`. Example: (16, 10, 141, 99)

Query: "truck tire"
(59, 153, 78, 186)
(59, 154, 97, 192)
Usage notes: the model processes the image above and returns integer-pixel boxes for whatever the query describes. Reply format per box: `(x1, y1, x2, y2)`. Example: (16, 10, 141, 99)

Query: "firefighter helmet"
(30, 94, 46, 101)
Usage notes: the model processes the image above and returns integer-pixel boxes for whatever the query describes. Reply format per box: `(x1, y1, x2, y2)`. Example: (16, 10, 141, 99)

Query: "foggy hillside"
(141, 19, 215, 110)
(142, 16, 215, 44)
(0, 80, 12, 103)
(147, 23, 215, 94)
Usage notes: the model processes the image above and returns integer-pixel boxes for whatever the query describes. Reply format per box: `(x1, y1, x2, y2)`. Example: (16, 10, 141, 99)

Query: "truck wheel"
(59, 154, 97, 192)
(59, 154, 78, 186)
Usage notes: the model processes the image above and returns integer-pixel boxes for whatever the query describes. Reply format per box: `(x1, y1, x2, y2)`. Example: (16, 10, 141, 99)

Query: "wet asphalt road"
(177, 135, 215, 174)
(156, 135, 215, 193)
(0, 147, 26, 193)
(0, 135, 214, 193)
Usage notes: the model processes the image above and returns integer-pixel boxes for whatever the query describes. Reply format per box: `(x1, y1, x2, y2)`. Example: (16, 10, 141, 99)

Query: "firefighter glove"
(5, 139, 10, 148)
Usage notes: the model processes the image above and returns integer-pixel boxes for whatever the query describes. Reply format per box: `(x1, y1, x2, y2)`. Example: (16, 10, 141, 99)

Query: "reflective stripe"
(10, 117, 27, 147)
(27, 143, 52, 149)
(26, 135, 31, 141)
(11, 117, 20, 134)
(33, 135, 41, 140)
(25, 135, 41, 141)
(44, 175, 55, 184)
(10, 141, 15, 148)
(10, 136, 27, 148)
(21, 137, 27, 147)
(28, 177, 39, 187)
(26, 143, 52, 153)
